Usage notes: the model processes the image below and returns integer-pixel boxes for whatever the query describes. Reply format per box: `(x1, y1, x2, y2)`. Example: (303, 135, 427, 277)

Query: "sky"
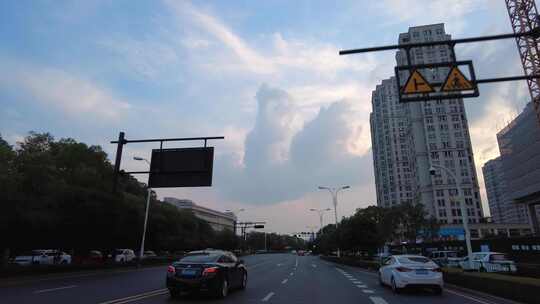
(0, 0, 534, 234)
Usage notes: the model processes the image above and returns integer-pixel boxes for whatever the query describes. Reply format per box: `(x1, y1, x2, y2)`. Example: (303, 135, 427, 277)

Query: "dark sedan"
(166, 250, 247, 298)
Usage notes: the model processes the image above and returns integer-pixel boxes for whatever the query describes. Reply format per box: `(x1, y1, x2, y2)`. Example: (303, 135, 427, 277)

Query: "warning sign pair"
(402, 67, 474, 95)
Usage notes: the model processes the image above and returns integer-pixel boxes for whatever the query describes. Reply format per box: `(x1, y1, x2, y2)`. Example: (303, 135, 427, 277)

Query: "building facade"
(497, 102, 540, 232)
(163, 197, 236, 232)
(482, 157, 530, 224)
(371, 24, 484, 224)
(370, 78, 413, 208)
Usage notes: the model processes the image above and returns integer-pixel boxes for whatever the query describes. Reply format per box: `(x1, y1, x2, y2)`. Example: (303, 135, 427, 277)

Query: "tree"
(0, 131, 238, 261)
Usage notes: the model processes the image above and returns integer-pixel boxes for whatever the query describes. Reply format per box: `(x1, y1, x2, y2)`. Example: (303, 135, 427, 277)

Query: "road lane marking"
(356, 284, 368, 288)
(1, 265, 165, 287)
(312, 264, 317, 268)
(262, 292, 275, 302)
(290, 272, 294, 276)
(34, 285, 77, 294)
(369, 296, 388, 304)
(446, 289, 494, 304)
(295, 257, 298, 268)
(115, 291, 168, 304)
(97, 289, 167, 304)
(362, 289, 375, 294)
(277, 263, 283, 266)
(281, 279, 288, 284)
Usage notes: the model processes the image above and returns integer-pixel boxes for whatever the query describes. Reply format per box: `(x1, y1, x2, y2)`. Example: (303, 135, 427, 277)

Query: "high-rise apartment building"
(496, 102, 540, 232)
(482, 157, 530, 224)
(370, 24, 484, 224)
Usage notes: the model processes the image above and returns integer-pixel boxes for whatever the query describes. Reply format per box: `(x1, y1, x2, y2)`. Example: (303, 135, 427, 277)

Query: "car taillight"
(202, 267, 218, 276)
(396, 266, 413, 272)
(167, 265, 176, 274)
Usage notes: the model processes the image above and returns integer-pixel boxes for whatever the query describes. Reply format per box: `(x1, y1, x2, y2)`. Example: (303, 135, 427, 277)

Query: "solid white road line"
(34, 285, 77, 294)
(295, 257, 298, 268)
(281, 279, 288, 284)
(446, 289, 495, 304)
(97, 289, 168, 304)
(262, 292, 275, 302)
(369, 296, 389, 304)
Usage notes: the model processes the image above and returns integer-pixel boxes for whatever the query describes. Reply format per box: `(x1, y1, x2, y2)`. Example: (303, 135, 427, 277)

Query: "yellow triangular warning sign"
(403, 70, 435, 94)
(442, 67, 474, 92)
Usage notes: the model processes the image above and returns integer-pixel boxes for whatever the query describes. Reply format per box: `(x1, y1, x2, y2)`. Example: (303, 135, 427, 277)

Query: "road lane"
(0, 254, 287, 304)
(329, 259, 519, 304)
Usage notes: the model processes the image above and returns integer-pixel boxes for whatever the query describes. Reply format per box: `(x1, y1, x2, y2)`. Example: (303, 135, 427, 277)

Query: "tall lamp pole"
(318, 185, 350, 257)
(309, 208, 332, 234)
(430, 165, 473, 267)
(134, 156, 152, 266)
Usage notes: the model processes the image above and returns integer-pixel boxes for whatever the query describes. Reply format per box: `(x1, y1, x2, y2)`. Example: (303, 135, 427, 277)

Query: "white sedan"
(379, 255, 443, 294)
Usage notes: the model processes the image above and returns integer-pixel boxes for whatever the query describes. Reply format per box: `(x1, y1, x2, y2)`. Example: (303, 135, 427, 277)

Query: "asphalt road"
(0, 254, 521, 304)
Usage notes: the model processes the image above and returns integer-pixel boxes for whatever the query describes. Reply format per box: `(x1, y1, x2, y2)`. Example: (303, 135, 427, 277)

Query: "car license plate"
(416, 269, 428, 275)
(182, 269, 197, 276)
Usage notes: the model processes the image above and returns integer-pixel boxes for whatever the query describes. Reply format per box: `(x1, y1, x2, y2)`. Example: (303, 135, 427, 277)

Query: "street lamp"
(318, 185, 350, 257)
(226, 208, 245, 236)
(429, 165, 473, 267)
(309, 208, 332, 234)
(133, 156, 152, 265)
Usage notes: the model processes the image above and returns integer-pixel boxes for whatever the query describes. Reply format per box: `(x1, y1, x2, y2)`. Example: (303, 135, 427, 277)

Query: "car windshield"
(180, 253, 220, 263)
(397, 257, 430, 264)
(491, 254, 509, 261)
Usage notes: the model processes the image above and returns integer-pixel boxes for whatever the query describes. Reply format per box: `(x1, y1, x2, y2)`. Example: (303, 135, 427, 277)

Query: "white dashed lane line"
(369, 296, 389, 304)
(356, 285, 368, 288)
(34, 285, 77, 294)
(362, 289, 375, 294)
(281, 279, 288, 284)
(261, 292, 275, 302)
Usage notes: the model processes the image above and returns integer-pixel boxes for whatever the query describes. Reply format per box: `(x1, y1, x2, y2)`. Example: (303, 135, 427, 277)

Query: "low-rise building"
(163, 197, 236, 232)
(438, 223, 533, 241)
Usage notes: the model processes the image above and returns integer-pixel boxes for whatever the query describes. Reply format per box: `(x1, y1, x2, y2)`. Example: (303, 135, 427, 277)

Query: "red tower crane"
(505, 0, 540, 124)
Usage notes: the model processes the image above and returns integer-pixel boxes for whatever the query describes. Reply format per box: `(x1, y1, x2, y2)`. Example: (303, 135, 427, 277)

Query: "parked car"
(428, 251, 459, 267)
(297, 250, 305, 256)
(379, 255, 443, 295)
(12, 250, 71, 266)
(113, 249, 136, 263)
(459, 252, 517, 273)
(166, 250, 247, 298)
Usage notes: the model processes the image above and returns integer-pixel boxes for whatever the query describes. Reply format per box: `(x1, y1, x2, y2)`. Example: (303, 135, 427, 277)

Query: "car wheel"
(169, 288, 180, 299)
(239, 271, 247, 290)
(479, 267, 486, 273)
(217, 278, 228, 298)
(61, 260, 67, 264)
(434, 286, 443, 295)
(391, 276, 401, 294)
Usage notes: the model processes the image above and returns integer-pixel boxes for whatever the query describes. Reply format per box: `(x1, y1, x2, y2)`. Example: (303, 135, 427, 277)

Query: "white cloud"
(99, 36, 181, 80)
(0, 61, 130, 121)
(379, 0, 488, 24)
